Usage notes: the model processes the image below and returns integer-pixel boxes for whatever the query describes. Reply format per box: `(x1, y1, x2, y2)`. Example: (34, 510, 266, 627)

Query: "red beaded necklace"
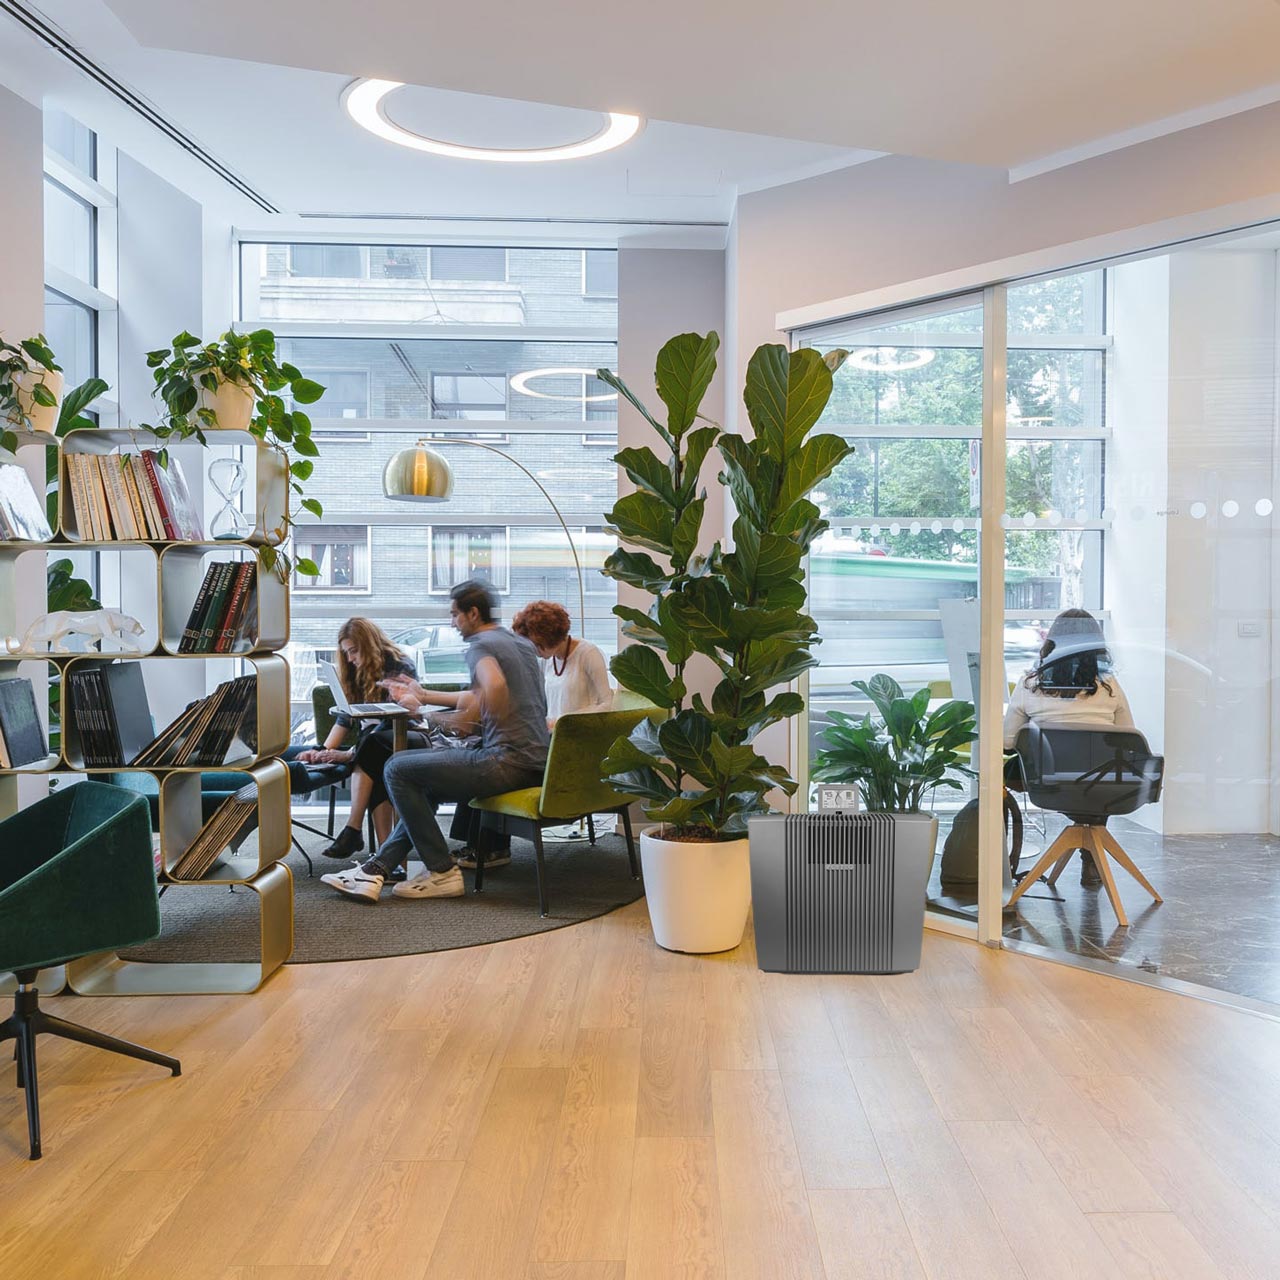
(552, 635, 573, 677)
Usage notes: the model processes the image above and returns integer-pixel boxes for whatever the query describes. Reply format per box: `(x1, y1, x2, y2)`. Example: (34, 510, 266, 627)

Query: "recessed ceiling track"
(0, 0, 279, 213)
(298, 212, 729, 228)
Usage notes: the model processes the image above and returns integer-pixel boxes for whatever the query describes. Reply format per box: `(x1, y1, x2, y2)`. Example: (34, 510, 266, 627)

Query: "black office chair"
(1005, 723, 1164, 926)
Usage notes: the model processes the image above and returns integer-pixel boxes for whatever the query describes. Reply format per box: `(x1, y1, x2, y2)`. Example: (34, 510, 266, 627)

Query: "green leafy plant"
(813, 673, 977, 812)
(43, 376, 111, 527)
(0, 334, 60, 454)
(45, 558, 102, 753)
(596, 331, 852, 839)
(141, 328, 325, 577)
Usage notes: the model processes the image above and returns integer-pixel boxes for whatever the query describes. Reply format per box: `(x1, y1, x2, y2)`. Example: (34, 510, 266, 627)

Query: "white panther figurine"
(4, 609, 146, 654)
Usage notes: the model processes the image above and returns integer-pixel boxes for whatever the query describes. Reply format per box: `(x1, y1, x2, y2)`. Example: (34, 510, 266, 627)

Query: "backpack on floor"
(938, 794, 1022, 895)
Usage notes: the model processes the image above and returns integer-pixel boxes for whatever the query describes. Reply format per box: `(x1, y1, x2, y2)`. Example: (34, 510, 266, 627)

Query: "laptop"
(319, 659, 411, 717)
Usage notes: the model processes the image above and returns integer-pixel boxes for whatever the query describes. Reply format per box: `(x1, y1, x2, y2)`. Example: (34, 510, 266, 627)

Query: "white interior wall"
(0, 85, 51, 812)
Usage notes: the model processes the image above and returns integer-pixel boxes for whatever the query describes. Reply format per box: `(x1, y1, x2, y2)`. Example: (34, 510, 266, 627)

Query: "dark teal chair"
(0, 783, 181, 1160)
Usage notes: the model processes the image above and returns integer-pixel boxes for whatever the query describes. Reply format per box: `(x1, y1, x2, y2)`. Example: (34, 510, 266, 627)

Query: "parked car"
(392, 623, 471, 685)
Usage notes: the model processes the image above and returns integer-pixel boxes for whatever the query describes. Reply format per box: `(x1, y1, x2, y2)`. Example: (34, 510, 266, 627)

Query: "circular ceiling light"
(344, 79, 643, 162)
(847, 347, 936, 372)
(510, 368, 619, 401)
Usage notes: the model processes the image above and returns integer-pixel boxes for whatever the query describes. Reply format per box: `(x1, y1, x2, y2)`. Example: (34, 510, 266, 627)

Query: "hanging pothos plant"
(141, 328, 325, 578)
(0, 334, 60, 454)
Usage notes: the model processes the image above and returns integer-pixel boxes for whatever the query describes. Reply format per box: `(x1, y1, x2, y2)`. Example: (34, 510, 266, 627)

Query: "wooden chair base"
(1005, 823, 1161, 927)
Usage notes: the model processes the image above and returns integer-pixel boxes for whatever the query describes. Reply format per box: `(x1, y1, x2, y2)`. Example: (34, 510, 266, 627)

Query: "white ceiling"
(100, 0, 1280, 169)
(0, 1, 874, 228)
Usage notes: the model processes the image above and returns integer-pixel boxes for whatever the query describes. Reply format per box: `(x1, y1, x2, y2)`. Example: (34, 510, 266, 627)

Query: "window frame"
(291, 523, 374, 595)
(581, 248, 619, 299)
(427, 524, 512, 595)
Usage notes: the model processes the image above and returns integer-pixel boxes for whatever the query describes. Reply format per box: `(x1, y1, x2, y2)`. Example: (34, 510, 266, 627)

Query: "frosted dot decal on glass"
(1256, 498, 1273, 517)
(930, 520, 943, 534)
(1190, 501, 1207, 519)
(1021, 512, 1036, 527)
(1222, 499, 1239, 518)
(1047, 509, 1062, 526)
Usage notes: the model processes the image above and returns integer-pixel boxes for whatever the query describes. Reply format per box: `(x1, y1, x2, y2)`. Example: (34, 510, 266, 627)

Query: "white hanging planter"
(13, 367, 63, 435)
(640, 828, 752, 954)
(197, 373, 255, 433)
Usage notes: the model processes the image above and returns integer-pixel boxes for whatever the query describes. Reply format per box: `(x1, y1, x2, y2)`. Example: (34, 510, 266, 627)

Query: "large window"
(243, 242, 621, 725)
(292, 524, 371, 592)
(429, 526, 510, 594)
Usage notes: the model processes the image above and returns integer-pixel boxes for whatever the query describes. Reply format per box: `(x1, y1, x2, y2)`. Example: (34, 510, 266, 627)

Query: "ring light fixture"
(344, 79, 643, 162)
(847, 347, 936, 372)
(509, 368, 619, 402)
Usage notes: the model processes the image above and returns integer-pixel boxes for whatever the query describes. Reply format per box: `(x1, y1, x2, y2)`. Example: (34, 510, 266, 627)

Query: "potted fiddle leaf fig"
(813, 673, 977, 879)
(597, 331, 851, 953)
(1, 334, 64, 450)
(141, 328, 325, 578)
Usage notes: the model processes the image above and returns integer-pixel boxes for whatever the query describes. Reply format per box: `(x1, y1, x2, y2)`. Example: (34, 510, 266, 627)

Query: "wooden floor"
(3, 901, 1280, 1280)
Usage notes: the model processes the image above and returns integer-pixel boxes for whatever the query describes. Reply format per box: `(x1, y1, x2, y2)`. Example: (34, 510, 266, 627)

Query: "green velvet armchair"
(0, 783, 181, 1160)
(471, 703, 654, 916)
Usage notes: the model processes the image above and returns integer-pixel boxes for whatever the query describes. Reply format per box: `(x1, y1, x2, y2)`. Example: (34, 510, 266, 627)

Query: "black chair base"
(0, 974, 180, 1160)
(475, 806, 638, 917)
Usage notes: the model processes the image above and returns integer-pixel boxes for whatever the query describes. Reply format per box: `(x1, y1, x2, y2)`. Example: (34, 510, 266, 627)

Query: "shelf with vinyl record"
(0, 426, 296, 996)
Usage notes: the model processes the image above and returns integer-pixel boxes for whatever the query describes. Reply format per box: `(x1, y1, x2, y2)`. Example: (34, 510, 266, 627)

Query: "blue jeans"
(369, 748, 544, 875)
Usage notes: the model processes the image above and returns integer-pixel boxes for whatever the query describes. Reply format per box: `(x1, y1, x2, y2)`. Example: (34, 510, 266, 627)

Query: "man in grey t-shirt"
(321, 581, 549, 903)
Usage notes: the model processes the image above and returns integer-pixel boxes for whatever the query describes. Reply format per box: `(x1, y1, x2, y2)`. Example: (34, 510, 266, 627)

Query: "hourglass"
(208, 456, 253, 540)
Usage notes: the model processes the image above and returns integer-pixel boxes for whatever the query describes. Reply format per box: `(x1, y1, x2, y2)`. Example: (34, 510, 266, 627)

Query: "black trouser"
(354, 726, 430, 812)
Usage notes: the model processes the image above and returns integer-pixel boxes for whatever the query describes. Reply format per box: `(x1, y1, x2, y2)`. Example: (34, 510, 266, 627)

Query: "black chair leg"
(620, 807, 639, 879)
(35, 1011, 181, 1078)
(474, 841, 486, 894)
(532, 826, 549, 917)
(586, 813, 596, 845)
(327, 785, 337, 838)
(291, 837, 315, 878)
(18, 1021, 40, 1159)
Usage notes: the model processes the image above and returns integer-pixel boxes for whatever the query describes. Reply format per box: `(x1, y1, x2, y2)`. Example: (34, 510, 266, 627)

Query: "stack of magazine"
(0, 676, 48, 767)
(168, 782, 258, 881)
(0, 463, 53, 541)
(131, 675, 258, 767)
(67, 663, 155, 768)
(177, 561, 257, 654)
(66, 450, 203, 541)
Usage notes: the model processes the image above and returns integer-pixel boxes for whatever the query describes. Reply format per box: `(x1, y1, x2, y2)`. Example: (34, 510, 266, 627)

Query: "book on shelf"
(67, 661, 156, 768)
(167, 781, 258, 881)
(131, 674, 257, 768)
(0, 462, 53, 541)
(177, 560, 256, 654)
(0, 676, 47, 768)
(67, 450, 206, 542)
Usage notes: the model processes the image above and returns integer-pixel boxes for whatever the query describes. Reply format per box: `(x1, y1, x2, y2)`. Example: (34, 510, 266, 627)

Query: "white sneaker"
(392, 866, 466, 899)
(321, 867, 385, 902)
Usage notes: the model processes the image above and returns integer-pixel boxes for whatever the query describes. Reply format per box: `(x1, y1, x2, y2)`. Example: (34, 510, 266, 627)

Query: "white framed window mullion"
(977, 283, 1009, 947)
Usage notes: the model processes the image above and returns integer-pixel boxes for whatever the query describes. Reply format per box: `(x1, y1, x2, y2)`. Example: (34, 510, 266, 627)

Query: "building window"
(44, 178, 96, 285)
(290, 244, 363, 278)
(293, 524, 371, 591)
(430, 526, 510, 593)
(45, 108, 96, 178)
(43, 289, 97, 388)
(582, 249, 618, 298)
(430, 372, 509, 435)
(300, 369, 371, 440)
(430, 246, 507, 283)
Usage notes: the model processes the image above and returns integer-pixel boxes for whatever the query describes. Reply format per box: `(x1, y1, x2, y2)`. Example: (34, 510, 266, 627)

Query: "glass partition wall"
(798, 231, 1280, 1005)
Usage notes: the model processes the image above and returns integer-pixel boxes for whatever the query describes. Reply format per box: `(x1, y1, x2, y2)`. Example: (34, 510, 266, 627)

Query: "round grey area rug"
(122, 828, 645, 964)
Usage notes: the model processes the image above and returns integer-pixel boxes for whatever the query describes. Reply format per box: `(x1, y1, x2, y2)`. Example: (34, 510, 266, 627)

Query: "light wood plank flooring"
(2, 900, 1280, 1279)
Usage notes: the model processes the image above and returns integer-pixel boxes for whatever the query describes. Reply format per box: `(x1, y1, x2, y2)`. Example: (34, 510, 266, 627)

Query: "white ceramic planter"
(13, 367, 63, 435)
(198, 374, 255, 432)
(640, 829, 752, 954)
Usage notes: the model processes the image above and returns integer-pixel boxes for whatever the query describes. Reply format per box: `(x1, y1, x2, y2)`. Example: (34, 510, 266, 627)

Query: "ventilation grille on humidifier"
(749, 812, 931, 975)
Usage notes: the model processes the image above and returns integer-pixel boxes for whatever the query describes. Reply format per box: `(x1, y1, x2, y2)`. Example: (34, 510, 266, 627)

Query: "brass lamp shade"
(382, 441, 455, 501)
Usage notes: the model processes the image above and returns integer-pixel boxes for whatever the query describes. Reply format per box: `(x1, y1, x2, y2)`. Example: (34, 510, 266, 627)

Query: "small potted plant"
(597, 331, 851, 953)
(1, 334, 64, 449)
(813, 674, 977, 879)
(142, 329, 325, 577)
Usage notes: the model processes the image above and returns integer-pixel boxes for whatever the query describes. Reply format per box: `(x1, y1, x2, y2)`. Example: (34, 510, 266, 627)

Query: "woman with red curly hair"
(511, 600, 612, 727)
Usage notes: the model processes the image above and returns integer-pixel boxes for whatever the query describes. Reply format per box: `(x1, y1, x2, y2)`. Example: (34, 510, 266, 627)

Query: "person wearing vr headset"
(1003, 608, 1136, 887)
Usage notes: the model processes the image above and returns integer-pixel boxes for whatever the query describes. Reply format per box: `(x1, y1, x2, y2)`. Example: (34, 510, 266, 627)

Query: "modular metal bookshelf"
(0, 426, 295, 995)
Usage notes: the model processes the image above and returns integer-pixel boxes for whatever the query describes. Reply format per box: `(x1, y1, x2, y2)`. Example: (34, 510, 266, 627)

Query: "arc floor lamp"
(382, 436, 587, 632)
